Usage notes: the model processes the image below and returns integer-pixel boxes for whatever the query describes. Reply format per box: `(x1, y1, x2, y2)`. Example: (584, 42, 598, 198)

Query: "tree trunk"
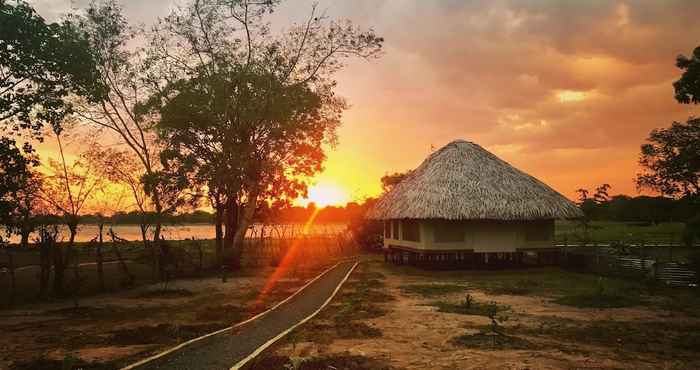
(52, 242, 66, 296)
(231, 190, 260, 269)
(66, 222, 82, 307)
(96, 223, 105, 292)
(151, 191, 164, 281)
(38, 229, 53, 299)
(223, 197, 239, 252)
(109, 229, 134, 287)
(214, 206, 224, 269)
(5, 248, 16, 306)
(19, 229, 30, 249)
(224, 198, 241, 268)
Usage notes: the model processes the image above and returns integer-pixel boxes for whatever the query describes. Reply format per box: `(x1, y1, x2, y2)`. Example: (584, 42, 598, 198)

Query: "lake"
(5, 223, 349, 244)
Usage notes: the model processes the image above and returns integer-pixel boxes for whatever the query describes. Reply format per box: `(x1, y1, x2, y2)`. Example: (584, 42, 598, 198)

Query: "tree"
(1, 0, 102, 250)
(71, 1, 177, 266)
(144, 0, 383, 266)
(0, 138, 36, 232)
(674, 46, 700, 105)
(39, 130, 102, 295)
(637, 118, 700, 197)
(381, 171, 411, 193)
(638, 47, 700, 246)
(8, 169, 44, 248)
(1, 0, 102, 139)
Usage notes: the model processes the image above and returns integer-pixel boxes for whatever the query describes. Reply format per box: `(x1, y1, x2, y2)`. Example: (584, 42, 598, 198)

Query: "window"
(524, 220, 553, 241)
(402, 220, 420, 242)
(434, 220, 465, 243)
(384, 221, 391, 238)
(392, 220, 400, 239)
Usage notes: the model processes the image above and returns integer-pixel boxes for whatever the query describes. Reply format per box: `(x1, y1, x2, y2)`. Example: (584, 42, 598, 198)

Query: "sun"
(304, 182, 350, 207)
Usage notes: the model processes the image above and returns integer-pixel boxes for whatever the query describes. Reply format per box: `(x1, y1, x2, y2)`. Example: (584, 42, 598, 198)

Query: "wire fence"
(0, 224, 358, 306)
(559, 243, 698, 287)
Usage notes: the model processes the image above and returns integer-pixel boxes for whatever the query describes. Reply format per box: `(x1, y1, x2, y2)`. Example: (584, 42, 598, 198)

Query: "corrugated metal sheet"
(656, 262, 698, 287)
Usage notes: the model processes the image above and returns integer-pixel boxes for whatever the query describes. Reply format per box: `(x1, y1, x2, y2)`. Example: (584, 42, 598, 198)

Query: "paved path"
(127, 260, 357, 370)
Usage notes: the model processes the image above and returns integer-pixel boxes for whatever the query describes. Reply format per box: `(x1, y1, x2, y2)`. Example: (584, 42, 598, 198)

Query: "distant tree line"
(51, 203, 376, 225)
(576, 186, 696, 224)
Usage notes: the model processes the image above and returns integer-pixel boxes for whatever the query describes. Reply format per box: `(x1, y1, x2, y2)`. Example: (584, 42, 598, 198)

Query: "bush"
(682, 214, 700, 247)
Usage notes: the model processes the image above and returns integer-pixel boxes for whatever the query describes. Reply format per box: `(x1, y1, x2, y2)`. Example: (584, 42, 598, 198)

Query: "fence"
(560, 245, 698, 287)
(0, 226, 357, 306)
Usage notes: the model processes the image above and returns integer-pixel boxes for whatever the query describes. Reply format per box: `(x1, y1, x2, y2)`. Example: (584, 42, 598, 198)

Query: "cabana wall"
(383, 219, 558, 268)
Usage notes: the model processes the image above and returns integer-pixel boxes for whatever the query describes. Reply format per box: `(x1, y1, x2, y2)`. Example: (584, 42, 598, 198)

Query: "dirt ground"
(254, 256, 700, 370)
(0, 261, 334, 370)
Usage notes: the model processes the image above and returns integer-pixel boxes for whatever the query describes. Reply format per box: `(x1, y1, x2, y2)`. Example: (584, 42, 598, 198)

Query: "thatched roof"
(367, 140, 583, 220)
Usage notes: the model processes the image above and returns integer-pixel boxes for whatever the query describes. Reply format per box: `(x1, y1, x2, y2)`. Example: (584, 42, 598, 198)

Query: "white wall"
(383, 219, 554, 252)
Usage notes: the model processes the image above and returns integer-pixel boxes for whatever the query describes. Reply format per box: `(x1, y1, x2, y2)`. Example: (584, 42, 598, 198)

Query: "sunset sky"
(31, 0, 700, 207)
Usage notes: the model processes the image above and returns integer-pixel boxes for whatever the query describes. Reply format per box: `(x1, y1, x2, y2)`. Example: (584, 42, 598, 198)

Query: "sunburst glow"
(303, 182, 350, 207)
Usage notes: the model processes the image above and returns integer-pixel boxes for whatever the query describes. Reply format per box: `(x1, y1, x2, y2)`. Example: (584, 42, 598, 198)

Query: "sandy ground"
(269, 258, 700, 370)
(0, 262, 332, 369)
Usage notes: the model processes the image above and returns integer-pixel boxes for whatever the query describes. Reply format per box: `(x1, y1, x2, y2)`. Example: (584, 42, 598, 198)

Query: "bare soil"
(251, 256, 700, 370)
(0, 262, 332, 369)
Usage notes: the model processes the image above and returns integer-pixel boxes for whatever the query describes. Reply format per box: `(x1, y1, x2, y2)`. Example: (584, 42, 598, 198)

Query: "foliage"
(380, 171, 411, 193)
(674, 46, 700, 105)
(138, 0, 383, 260)
(637, 118, 700, 198)
(0, 137, 36, 235)
(0, 0, 103, 138)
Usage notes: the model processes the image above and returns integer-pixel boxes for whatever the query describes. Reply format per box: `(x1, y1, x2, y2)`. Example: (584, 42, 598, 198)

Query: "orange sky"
(32, 0, 700, 207)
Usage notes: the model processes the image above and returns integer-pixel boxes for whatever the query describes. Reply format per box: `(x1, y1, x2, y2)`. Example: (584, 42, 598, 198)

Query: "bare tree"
(39, 130, 102, 295)
(70, 2, 177, 274)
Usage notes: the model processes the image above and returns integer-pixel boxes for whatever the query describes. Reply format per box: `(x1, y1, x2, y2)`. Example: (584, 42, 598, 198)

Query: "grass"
(391, 264, 700, 316)
(451, 332, 535, 350)
(523, 316, 700, 358)
(555, 220, 685, 244)
(429, 295, 509, 317)
(243, 353, 395, 370)
(281, 265, 391, 347)
(400, 283, 467, 297)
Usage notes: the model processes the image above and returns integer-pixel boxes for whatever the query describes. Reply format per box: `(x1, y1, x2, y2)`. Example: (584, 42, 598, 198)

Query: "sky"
(30, 0, 700, 207)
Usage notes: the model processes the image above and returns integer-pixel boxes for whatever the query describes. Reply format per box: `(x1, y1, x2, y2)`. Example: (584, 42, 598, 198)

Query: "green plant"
(284, 356, 309, 370)
(61, 355, 78, 370)
(463, 294, 474, 309)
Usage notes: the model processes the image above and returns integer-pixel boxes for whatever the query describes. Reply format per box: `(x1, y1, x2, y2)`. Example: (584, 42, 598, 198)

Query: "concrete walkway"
(126, 260, 358, 370)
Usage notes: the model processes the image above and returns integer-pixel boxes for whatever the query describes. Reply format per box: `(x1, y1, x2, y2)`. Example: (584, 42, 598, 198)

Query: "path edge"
(229, 260, 359, 370)
(119, 260, 352, 370)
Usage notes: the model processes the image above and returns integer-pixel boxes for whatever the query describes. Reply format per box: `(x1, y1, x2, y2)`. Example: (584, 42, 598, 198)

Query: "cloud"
(28, 0, 700, 199)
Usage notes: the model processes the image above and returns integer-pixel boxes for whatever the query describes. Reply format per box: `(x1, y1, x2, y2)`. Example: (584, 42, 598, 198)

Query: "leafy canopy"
(637, 118, 700, 197)
(0, 0, 104, 138)
(674, 46, 700, 105)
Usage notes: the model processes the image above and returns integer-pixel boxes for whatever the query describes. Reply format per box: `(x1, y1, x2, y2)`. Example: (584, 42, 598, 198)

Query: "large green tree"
(638, 45, 700, 245)
(0, 0, 102, 137)
(1, 1, 101, 249)
(143, 0, 383, 266)
(674, 46, 700, 105)
(637, 118, 700, 197)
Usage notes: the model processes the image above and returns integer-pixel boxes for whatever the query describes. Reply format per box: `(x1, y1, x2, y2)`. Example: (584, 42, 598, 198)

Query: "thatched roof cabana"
(369, 140, 582, 267)
(367, 140, 582, 221)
